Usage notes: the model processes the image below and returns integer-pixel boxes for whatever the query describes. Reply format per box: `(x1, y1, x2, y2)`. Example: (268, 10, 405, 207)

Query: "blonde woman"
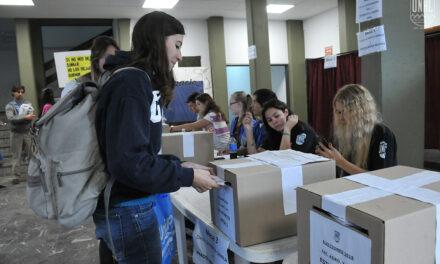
(316, 84, 397, 176)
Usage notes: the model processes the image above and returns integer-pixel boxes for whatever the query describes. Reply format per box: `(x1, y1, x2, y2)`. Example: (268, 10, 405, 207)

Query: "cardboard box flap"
(162, 130, 212, 137)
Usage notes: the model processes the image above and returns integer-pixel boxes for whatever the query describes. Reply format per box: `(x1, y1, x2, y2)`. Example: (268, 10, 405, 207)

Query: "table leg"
(174, 206, 188, 264)
(234, 254, 251, 264)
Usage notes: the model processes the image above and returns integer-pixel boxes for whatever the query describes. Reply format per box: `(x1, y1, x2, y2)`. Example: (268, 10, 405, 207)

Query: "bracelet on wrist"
(282, 132, 290, 136)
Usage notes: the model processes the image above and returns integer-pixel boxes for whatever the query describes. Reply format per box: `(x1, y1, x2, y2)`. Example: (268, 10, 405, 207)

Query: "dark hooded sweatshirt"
(95, 51, 194, 205)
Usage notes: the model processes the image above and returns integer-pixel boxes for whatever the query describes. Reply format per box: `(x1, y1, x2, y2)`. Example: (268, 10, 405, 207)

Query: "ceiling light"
(266, 4, 294, 14)
(143, 0, 179, 9)
(0, 0, 34, 5)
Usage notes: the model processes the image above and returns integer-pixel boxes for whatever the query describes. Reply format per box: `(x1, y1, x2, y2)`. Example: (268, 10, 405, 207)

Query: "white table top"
(171, 187, 298, 263)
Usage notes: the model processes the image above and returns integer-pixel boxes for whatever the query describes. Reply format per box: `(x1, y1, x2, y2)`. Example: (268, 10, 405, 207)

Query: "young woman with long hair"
(170, 93, 230, 151)
(94, 11, 219, 263)
(316, 84, 397, 176)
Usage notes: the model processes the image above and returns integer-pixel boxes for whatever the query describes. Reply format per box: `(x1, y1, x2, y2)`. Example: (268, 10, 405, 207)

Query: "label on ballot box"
(193, 220, 229, 264)
(212, 185, 236, 242)
(310, 210, 371, 264)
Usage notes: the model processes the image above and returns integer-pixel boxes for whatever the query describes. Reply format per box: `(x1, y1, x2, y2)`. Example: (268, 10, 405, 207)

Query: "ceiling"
(0, 0, 337, 20)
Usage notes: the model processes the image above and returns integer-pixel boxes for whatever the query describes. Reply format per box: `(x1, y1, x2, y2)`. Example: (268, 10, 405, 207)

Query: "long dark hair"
(40, 88, 55, 116)
(253, 89, 277, 106)
(129, 11, 185, 105)
(196, 93, 226, 121)
(262, 99, 292, 135)
(91, 36, 119, 80)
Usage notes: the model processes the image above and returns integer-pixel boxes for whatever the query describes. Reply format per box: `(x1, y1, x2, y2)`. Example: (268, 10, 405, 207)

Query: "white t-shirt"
(203, 111, 230, 151)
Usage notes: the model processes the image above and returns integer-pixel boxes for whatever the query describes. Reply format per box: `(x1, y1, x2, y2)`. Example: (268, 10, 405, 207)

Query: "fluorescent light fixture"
(143, 0, 179, 9)
(0, 0, 34, 5)
(266, 4, 294, 14)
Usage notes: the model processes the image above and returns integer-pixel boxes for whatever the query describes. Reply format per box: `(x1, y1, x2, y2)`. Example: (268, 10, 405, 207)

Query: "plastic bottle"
(229, 137, 238, 159)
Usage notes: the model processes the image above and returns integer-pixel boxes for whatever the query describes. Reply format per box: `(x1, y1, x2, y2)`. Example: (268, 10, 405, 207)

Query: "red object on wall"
(306, 52, 361, 139)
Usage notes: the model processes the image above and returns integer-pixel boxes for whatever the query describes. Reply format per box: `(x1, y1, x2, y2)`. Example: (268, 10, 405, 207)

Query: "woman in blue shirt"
(229, 91, 265, 155)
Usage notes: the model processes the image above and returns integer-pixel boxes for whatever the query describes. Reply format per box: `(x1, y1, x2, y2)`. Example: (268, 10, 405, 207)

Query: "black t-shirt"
(366, 123, 397, 171)
(261, 120, 319, 154)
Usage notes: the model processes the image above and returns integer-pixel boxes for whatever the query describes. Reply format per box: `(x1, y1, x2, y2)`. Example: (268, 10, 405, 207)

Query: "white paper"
(192, 219, 229, 264)
(54, 50, 91, 88)
(212, 185, 236, 242)
(357, 25, 387, 57)
(248, 45, 257, 60)
(281, 166, 303, 215)
(182, 133, 195, 158)
(310, 210, 371, 264)
(324, 55, 337, 69)
(18, 104, 34, 115)
(356, 0, 383, 23)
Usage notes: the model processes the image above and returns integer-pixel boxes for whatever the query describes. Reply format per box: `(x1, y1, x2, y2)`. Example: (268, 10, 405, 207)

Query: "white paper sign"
(182, 133, 195, 158)
(310, 211, 371, 264)
(357, 25, 387, 57)
(356, 0, 383, 23)
(192, 220, 229, 264)
(212, 185, 236, 242)
(324, 55, 337, 69)
(54, 50, 91, 88)
(281, 166, 303, 215)
(248, 45, 257, 60)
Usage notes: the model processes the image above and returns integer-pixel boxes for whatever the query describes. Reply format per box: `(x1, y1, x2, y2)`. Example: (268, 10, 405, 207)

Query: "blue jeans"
(93, 202, 162, 264)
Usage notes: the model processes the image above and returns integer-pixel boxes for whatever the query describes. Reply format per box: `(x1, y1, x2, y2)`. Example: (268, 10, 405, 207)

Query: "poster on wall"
(173, 67, 212, 95)
(54, 50, 91, 88)
(164, 81, 203, 124)
(324, 55, 337, 69)
(357, 25, 387, 57)
(356, 0, 382, 23)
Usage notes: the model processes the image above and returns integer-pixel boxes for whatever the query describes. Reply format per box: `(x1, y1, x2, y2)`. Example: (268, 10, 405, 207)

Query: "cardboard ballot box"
(161, 131, 214, 166)
(297, 166, 440, 264)
(209, 150, 336, 246)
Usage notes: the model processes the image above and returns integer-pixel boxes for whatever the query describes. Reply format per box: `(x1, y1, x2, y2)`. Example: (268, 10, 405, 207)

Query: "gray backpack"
(27, 80, 107, 227)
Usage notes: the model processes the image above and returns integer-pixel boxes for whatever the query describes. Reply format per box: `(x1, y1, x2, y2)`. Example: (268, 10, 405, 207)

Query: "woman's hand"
(242, 112, 253, 132)
(315, 143, 343, 164)
(192, 169, 219, 193)
(285, 114, 298, 131)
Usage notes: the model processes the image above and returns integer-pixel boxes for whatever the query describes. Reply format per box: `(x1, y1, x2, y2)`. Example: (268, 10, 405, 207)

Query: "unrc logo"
(410, 0, 436, 29)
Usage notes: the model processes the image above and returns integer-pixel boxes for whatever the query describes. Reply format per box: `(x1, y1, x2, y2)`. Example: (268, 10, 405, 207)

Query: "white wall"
(303, 8, 340, 59)
(224, 18, 288, 65)
(424, 0, 440, 28)
(180, 19, 210, 67)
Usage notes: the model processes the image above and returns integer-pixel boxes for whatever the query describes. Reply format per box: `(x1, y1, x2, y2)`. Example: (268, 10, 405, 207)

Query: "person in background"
(5, 85, 35, 184)
(228, 91, 264, 156)
(242, 89, 278, 154)
(94, 11, 219, 263)
(260, 99, 318, 153)
(186, 91, 202, 120)
(61, 36, 120, 98)
(40, 88, 55, 116)
(170, 93, 230, 152)
(316, 84, 397, 176)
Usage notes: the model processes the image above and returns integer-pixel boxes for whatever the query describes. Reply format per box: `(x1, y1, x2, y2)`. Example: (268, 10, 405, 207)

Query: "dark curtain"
(306, 52, 361, 139)
(425, 33, 440, 149)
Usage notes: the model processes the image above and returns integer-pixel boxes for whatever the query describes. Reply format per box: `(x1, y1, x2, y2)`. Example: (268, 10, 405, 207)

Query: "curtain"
(425, 33, 440, 149)
(306, 52, 361, 139)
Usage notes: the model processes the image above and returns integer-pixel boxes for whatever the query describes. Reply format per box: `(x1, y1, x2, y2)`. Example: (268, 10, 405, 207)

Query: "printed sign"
(324, 46, 333, 56)
(356, 0, 382, 23)
(310, 210, 371, 264)
(212, 185, 236, 242)
(192, 220, 229, 264)
(324, 55, 337, 69)
(248, 45, 257, 60)
(357, 25, 387, 57)
(54, 50, 91, 88)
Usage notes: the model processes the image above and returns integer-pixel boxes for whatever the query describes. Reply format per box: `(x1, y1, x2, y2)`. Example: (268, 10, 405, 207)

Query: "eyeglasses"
(229, 101, 238, 106)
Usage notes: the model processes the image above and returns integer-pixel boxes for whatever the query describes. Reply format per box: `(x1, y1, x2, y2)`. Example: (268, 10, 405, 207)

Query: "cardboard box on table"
(162, 124, 171, 133)
(297, 165, 440, 264)
(209, 150, 336, 247)
(161, 131, 213, 166)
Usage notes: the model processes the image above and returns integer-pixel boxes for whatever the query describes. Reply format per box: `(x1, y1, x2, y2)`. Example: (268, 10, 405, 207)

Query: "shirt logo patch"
(150, 91, 162, 123)
(379, 141, 387, 159)
(296, 133, 307, 145)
